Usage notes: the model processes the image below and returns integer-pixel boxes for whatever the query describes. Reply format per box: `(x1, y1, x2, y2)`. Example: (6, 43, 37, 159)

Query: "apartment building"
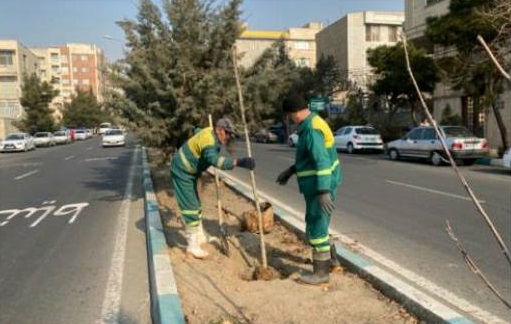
(0, 41, 105, 138)
(236, 22, 323, 69)
(316, 11, 405, 93)
(404, 0, 510, 151)
(0, 40, 40, 138)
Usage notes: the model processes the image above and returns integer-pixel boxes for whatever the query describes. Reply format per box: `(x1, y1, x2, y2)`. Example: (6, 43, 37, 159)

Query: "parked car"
(288, 131, 299, 147)
(252, 128, 278, 143)
(33, 132, 56, 147)
(102, 129, 126, 147)
(98, 122, 112, 135)
(74, 129, 87, 140)
(334, 125, 384, 153)
(0, 133, 36, 152)
(502, 147, 511, 169)
(386, 125, 489, 166)
(53, 130, 71, 145)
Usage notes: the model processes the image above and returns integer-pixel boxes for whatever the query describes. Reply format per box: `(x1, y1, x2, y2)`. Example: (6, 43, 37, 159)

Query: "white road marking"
(84, 157, 118, 162)
(98, 146, 139, 324)
(385, 180, 485, 203)
(14, 170, 39, 180)
(64, 155, 75, 160)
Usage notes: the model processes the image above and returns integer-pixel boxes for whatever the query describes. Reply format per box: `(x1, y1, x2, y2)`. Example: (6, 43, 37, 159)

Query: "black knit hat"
(282, 93, 307, 113)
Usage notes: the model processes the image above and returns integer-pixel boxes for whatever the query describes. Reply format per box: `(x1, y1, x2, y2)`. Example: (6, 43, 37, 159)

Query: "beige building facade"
(404, 0, 511, 152)
(316, 11, 405, 93)
(236, 22, 323, 69)
(0, 41, 105, 138)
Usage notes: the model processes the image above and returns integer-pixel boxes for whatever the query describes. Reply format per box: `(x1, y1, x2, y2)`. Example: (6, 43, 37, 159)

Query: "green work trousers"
(304, 189, 338, 252)
(171, 168, 202, 228)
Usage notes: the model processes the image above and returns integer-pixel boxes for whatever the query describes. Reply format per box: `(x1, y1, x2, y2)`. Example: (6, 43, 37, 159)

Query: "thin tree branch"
(477, 35, 511, 82)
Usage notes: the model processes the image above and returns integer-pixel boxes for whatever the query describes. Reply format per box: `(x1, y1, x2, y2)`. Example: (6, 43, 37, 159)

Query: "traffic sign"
(309, 97, 326, 112)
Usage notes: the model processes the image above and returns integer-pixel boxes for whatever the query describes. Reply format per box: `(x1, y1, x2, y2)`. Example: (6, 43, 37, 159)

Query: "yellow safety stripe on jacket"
(181, 209, 200, 215)
(216, 156, 225, 168)
(179, 148, 196, 174)
(311, 115, 335, 148)
(187, 127, 214, 159)
(310, 235, 329, 246)
(296, 160, 339, 178)
(188, 220, 200, 227)
(315, 245, 331, 252)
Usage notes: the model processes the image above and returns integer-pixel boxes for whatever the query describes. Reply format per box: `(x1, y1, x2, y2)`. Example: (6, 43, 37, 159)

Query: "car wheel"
(347, 143, 355, 154)
(431, 152, 444, 166)
(388, 149, 399, 161)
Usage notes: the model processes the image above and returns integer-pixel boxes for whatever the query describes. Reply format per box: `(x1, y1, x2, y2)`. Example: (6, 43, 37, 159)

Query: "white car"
(502, 147, 511, 169)
(53, 130, 71, 144)
(33, 132, 56, 147)
(334, 125, 384, 153)
(0, 133, 36, 152)
(102, 129, 125, 147)
(74, 129, 87, 140)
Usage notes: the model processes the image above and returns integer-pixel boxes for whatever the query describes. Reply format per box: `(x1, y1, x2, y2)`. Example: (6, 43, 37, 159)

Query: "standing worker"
(171, 117, 255, 259)
(276, 93, 342, 285)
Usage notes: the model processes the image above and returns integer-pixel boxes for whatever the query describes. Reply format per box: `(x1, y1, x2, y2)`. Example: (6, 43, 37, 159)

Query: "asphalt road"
(228, 141, 511, 323)
(0, 136, 150, 324)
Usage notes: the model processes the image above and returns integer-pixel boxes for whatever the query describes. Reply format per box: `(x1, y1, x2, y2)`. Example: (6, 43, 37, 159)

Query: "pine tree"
(15, 73, 59, 133)
(62, 88, 105, 128)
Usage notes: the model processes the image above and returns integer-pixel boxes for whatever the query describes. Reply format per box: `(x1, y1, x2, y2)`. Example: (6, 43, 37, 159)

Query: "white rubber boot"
(186, 232, 209, 259)
(197, 222, 210, 245)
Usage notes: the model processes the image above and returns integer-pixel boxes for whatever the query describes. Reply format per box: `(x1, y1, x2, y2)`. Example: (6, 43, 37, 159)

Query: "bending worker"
(276, 93, 342, 285)
(171, 117, 255, 259)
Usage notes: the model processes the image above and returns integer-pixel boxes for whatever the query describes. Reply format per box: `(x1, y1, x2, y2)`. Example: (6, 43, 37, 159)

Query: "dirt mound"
(149, 153, 417, 324)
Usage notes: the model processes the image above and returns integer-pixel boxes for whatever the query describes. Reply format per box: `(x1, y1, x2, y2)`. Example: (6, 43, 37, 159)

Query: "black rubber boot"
(297, 251, 330, 286)
(330, 243, 341, 270)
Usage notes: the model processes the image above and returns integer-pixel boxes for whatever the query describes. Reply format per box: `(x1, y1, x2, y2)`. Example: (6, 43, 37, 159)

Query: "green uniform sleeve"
(306, 129, 332, 193)
(203, 145, 235, 170)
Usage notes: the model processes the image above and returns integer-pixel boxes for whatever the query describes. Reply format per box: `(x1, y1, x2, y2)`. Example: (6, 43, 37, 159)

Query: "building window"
(62, 79, 70, 85)
(50, 53, 59, 64)
(388, 26, 398, 42)
(81, 67, 88, 73)
(0, 50, 15, 66)
(61, 67, 69, 74)
(82, 79, 90, 85)
(295, 58, 310, 68)
(294, 41, 309, 50)
(365, 25, 381, 42)
(72, 67, 78, 73)
(81, 55, 88, 61)
(427, 0, 445, 5)
(0, 76, 17, 82)
(61, 55, 68, 63)
(73, 79, 79, 85)
(72, 54, 80, 61)
(52, 66, 60, 74)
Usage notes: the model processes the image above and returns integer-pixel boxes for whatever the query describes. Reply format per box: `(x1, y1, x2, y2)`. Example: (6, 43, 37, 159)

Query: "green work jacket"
(295, 113, 341, 196)
(172, 127, 234, 176)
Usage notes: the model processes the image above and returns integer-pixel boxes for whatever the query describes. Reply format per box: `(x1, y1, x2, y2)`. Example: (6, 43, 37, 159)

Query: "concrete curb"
(142, 148, 185, 324)
(212, 169, 478, 324)
(476, 157, 503, 167)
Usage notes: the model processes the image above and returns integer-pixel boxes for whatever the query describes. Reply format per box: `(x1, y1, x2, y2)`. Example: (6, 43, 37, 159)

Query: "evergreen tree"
(367, 42, 439, 126)
(15, 73, 59, 133)
(426, 0, 508, 151)
(62, 88, 105, 128)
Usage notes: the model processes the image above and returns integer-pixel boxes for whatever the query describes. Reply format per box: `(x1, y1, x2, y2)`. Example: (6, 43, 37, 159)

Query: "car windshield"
(54, 131, 66, 136)
(442, 126, 473, 137)
(356, 127, 379, 135)
(35, 133, 49, 137)
(106, 130, 123, 135)
(6, 134, 23, 140)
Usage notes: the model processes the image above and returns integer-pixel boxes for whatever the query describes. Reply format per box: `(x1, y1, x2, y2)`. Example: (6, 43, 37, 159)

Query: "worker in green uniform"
(171, 118, 255, 259)
(276, 93, 342, 285)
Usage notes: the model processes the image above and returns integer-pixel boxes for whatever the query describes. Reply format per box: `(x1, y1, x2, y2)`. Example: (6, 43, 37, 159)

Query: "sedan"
(102, 129, 126, 147)
(74, 129, 87, 140)
(53, 130, 71, 145)
(33, 132, 56, 147)
(252, 129, 278, 143)
(334, 125, 384, 153)
(0, 133, 36, 152)
(386, 125, 489, 166)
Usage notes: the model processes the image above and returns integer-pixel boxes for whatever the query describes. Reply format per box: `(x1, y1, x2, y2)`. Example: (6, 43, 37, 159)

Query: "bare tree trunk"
(491, 100, 509, 155)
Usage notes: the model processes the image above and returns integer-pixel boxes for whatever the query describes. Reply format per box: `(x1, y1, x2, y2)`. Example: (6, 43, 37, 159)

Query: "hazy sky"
(0, 0, 404, 62)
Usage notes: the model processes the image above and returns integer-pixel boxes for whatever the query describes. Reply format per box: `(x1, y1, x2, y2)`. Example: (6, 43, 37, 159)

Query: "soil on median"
(148, 150, 418, 324)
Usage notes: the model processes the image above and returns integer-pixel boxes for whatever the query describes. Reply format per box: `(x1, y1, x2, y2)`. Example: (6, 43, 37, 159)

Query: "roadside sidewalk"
(476, 157, 504, 167)
(140, 147, 495, 324)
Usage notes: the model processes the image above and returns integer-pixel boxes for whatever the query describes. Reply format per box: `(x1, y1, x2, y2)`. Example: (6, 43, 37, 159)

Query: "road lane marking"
(84, 157, 118, 162)
(98, 146, 139, 324)
(64, 155, 75, 160)
(385, 180, 485, 203)
(14, 170, 39, 180)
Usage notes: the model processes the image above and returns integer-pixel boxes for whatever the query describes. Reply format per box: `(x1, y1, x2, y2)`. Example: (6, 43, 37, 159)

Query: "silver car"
(386, 125, 489, 166)
(33, 132, 56, 147)
(0, 133, 36, 152)
(334, 125, 384, 153)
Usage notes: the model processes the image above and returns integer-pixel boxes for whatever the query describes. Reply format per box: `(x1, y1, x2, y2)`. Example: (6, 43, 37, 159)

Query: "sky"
(0, 0, 404, 62)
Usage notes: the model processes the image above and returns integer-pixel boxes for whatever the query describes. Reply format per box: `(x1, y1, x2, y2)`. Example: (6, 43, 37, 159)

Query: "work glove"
(276, 165, 296, 185)
(317, 191, 335, 214)
(236, 157, 255, 170)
